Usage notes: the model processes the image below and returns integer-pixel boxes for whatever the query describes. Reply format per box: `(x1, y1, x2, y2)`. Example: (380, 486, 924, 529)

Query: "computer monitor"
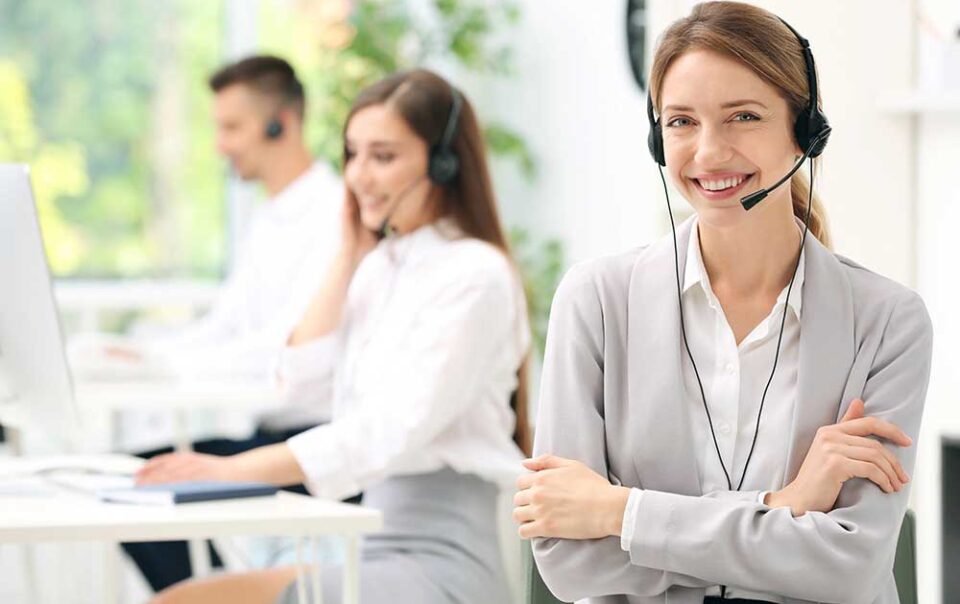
(0, 164, 79, 449)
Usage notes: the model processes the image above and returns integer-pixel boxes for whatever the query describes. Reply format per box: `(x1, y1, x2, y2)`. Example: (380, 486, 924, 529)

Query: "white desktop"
(0, 163, 80, 452)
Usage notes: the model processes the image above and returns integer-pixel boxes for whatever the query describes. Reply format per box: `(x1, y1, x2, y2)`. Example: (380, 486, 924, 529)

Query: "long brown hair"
(649, 1, 832, 248)
(343, 69, 532, 455)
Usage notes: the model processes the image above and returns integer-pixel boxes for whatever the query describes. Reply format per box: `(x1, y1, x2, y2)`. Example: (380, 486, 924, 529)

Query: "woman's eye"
(665, 116, 693, 128)
(733, 112, 760, 122)
(374, 153, 395, 163)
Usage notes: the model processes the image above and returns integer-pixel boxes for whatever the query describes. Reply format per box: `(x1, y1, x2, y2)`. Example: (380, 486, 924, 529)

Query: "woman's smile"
(690, 172, 756, 202)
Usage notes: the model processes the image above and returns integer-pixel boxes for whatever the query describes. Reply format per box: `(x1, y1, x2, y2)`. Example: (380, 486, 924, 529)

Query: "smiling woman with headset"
(514, 3, 932, 603)
(139, 69, 530, 604)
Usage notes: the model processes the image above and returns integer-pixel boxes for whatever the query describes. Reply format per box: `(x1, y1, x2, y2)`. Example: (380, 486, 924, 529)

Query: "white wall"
(469, 1, 660, 265)
(912, 1, 960, 601)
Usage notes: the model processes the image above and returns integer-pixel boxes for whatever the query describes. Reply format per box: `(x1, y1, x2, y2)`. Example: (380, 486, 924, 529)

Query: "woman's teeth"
(698, 175, 748, 191)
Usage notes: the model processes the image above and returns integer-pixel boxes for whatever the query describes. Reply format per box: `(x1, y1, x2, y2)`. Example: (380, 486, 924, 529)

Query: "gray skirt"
(277, 467, 511, 604)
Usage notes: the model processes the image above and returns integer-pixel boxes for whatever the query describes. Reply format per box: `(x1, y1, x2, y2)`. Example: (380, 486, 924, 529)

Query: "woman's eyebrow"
(662, 99, 769, 112)
(368, 140, 401, 149)
(345, 139, 402, 149)
(720, 99, 768, 109)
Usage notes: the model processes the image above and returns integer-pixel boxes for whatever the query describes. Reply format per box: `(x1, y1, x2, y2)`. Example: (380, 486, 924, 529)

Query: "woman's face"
(659, 49, 801, 229)
(344, 103, 435, 234)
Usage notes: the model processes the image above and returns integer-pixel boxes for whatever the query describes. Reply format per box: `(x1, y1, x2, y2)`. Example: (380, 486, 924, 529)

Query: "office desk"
(74, 379, 290, 578)
(0, 455, 382, 604)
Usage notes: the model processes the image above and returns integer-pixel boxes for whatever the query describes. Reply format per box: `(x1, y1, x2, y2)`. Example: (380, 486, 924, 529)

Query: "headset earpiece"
(427, 87, 463, 185)
(777, 17, 831, 159)
(265, 118, 284, 140)
(646, 92, 666, 166)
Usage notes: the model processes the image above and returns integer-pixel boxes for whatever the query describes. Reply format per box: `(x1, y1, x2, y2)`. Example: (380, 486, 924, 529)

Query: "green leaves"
(263, 0, 532, 172)
(509, 228, 565, 360)
(484, 122, 536, 181)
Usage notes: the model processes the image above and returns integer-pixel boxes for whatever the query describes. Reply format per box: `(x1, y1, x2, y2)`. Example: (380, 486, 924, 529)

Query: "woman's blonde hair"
(649, 1, 832, 248)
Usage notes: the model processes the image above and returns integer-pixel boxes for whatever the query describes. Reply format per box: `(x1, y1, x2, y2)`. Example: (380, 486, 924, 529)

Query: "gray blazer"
(532, 217, 933, 604)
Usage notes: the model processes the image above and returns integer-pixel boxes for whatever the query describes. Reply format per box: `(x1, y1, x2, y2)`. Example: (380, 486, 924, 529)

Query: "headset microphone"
(739, 126, 831, 211)
(374, 174, 428, 240)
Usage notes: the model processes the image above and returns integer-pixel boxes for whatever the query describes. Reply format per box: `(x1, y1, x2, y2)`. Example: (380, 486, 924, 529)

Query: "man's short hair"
(209, 55, 305, 119)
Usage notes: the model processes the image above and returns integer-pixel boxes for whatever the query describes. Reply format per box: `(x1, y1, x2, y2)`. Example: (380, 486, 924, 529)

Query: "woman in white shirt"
(514, 3, 932, 603)
(140, 69, 530, 604)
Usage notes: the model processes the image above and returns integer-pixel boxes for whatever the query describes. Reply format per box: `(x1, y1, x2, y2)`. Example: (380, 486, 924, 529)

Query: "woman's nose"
(345, 156, 373, 192)
(694, 124, 734, 166)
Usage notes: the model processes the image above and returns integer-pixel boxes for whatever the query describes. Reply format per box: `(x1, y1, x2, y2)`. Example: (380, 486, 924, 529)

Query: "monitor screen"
(0, 164, 78, 448)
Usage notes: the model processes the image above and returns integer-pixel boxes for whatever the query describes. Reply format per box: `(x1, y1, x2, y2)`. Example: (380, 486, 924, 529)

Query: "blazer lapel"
(783, 234, 856, 484)
(627, 217, 702, 496)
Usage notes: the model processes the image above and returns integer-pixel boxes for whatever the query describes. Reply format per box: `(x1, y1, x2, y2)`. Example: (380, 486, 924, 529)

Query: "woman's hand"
(339, 191, 378, 270)
(136, 444, 306, 487)
(766, 398, 912, 516)
(135, 452, 240, 485)
(513, 455, 631, 540)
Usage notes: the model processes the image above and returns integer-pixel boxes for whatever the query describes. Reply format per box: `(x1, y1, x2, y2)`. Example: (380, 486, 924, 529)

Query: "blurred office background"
(1, 0, 959, 602)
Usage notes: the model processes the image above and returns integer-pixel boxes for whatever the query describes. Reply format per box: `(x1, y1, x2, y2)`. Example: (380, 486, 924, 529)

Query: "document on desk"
(97, 480, 278, 505)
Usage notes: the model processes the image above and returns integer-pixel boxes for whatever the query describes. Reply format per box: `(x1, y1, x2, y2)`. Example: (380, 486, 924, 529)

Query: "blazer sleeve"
(623, 290, 933, 603)
(531, 264, 714, 601)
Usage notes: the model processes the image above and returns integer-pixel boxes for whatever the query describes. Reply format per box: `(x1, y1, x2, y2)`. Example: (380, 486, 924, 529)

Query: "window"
(0, 0, 226, 278)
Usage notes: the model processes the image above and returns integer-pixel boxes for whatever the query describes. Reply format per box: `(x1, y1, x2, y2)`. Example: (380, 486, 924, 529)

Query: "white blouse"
(620, 219, 805, 603)
(280, 218, 530, 500)
(148, 162, 343, 429)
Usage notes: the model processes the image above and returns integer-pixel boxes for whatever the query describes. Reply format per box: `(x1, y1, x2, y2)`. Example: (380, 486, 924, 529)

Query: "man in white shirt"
(122, 55, 343, 592)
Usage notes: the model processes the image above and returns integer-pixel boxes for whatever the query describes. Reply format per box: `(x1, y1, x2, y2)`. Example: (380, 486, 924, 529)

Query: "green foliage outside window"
(0, 0, 223, 277)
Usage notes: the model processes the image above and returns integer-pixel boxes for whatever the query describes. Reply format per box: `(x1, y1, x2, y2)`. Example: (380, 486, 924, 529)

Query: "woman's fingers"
(844, 458, 895, 493)
(842, 445, 903, 491)
(517, 520, 546, 540)
(837, 416, 912, 446)
(512, 504, 537, 524)
(513, 488, 532, 507)
(137, 454, 204, 484)
(840, 398, 865, 422)
(839, 433, 910, 484)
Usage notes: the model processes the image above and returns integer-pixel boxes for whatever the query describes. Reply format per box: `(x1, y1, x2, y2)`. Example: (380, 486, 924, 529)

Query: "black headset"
(652, 14, 826, 503)
(648, 17, 827, 600)
(265, 119, 284, 140)
(646, 17, 831, 167)
(427, 86, 463, 185)
(373, 84, 464, 239)
(264, 76, 305, 141)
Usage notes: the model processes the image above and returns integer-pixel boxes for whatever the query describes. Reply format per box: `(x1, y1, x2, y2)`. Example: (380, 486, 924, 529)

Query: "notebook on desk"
(98, 480, 278, 505)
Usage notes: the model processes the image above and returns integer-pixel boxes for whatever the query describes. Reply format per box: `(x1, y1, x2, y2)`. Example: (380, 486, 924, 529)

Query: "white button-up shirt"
(150, 162, 343, 428)
(620, 219, 804, 603)
(281, 218, 530, 500)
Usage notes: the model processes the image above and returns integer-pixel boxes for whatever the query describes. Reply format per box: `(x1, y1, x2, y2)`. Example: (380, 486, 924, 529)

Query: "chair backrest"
(524, 540, 566, 604)
(894, 509, 918, 604)
(525, 509, 919, 604)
